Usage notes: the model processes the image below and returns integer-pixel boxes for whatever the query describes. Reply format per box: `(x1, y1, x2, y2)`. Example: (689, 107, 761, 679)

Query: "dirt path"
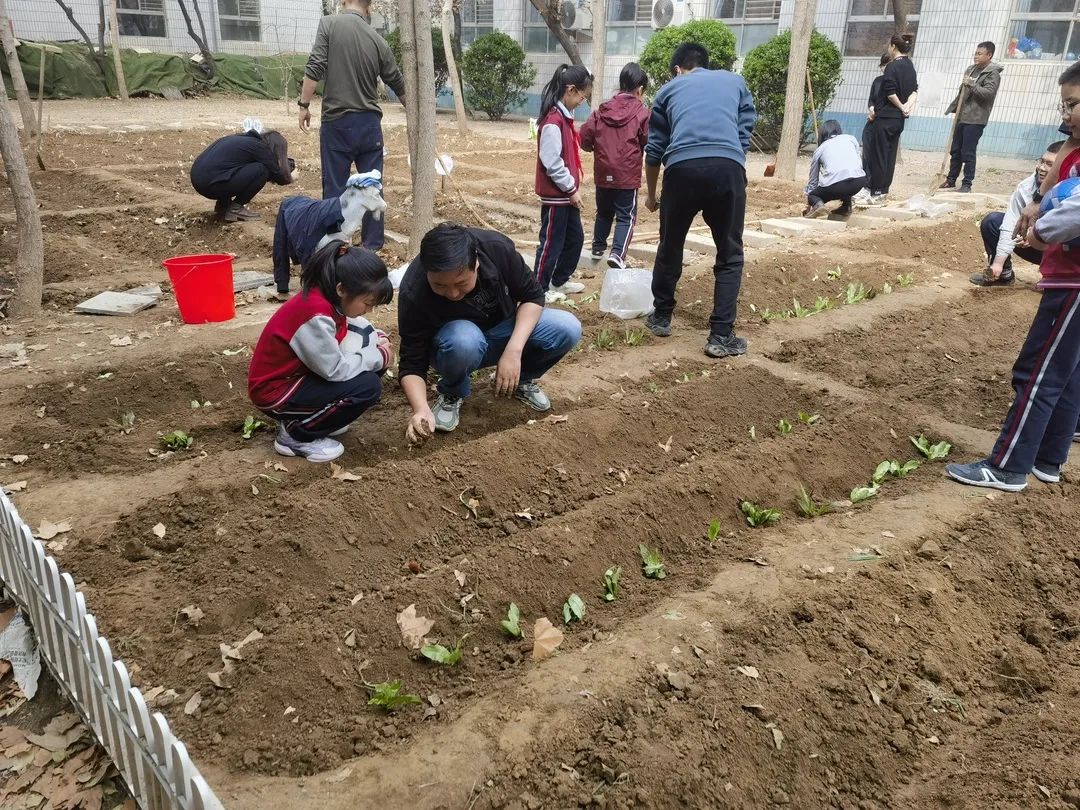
(2, 114, 1078, 810)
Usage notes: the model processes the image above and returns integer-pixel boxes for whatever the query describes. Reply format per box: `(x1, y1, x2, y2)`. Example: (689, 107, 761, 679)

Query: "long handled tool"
(929, 82, 967, 195)
(805, 66, 819, 143)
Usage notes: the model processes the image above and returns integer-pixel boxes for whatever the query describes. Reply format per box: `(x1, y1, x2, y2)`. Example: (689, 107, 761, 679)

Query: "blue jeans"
(320, 110, 385, 249)
(432, 309, 582, 399)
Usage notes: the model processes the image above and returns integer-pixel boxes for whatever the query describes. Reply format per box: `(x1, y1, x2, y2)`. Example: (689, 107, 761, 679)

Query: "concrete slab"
(233, 271, 274, 292)
(931, 191, 991, 207)
(74, 291, 157, 316)
(759, 218, 814, 238)
(126, 283, 163, 298)
(855, 206, 918, 221)
(744, 230, 782, 249)
(793, 217, 847, 233)
(844, 214, 889, 229)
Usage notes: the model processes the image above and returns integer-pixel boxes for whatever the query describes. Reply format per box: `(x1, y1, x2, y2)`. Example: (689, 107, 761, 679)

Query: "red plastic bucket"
(163, 253, 235, 324)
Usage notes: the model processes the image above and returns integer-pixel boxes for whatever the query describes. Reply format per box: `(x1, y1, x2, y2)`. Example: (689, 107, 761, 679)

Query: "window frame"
(842, 0, 922, 58)
(218, 0, 262, 42)
(460, 0, 494, 46)
(1006, 0, 1080, 62)
(116, 0, 167, 38)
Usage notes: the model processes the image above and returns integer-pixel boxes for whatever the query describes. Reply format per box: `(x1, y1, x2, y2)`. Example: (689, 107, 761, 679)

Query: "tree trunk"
(441, 0, 468, 132)
(107, 0, 129, 100)
(51, 0, 110, 84)
(591, 0, 606, 103)
(398, 0, 436, 253)
(527, 0, 583, 66)
(450, 7, 472, 115)
(892, 0, 908, 33)
(0, 0, 38, 134)
(0, 95, 44, 317)
(96, 0, 106, 58)
(176, 0, 217, 78)
(774, 0, 817, 181)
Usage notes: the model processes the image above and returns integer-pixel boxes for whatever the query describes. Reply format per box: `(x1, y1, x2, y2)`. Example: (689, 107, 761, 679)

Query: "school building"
(5, 0, 1069, 158)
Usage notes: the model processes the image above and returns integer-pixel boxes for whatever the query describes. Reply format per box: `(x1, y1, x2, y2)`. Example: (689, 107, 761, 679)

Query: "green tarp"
(2, 40, 306, 100)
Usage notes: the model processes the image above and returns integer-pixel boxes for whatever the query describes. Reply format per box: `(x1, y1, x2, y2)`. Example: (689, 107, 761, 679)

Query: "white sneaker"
(551, 281, 585, 294)
(273, 427, 344, 463)
(544, 290, 566, 304)
(328, 425, 349, 437)
(867, 193, 889, 207)
(606, 254, 626, 269)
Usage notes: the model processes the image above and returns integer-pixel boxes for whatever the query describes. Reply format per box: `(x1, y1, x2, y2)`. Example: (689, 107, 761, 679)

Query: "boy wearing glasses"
(972, 140, 1063, 286)
(946, 63, 1080, 491)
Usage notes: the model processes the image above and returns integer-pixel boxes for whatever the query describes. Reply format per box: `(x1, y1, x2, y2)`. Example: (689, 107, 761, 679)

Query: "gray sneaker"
(704, 333, 748, 358)
(1032, 461, 1061, 484)
(433, 394, 462, 432)
(514, 381, 551, 412)
(945, 459, 1027, 492)
(644, 312, 671, 337)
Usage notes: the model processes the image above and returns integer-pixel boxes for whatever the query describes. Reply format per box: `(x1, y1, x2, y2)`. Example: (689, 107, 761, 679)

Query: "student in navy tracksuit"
(580, 62, 650, 270)
(533, 64, 593, 302)
(946, 62, 1080, 491)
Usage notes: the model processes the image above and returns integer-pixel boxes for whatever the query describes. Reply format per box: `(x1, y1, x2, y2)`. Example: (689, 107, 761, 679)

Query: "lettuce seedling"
(501, 603, 523, 639)
(161, 430, 193, 450)
(740, 500, 781, 528)
(241, 415, 269, 440)
(366, 680, 422, 711)
(778, 419, 793, 436)
(796, 485, 833, 518)
(910, 435, 951, 460)
(601, 567, 621, 602)
(850, 482, 881, 503)
(421, 634, 468, 666)
(639, 544, 666, 579)
(562, 594, 585, 624)
(707, 519, 722, 544)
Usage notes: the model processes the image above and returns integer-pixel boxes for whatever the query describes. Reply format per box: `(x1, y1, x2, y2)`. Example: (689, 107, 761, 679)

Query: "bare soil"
(2, 115, 1079, 810)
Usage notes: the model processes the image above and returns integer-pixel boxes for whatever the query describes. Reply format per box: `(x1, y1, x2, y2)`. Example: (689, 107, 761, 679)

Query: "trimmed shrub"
(460, 31, 536, 121)
(741, 29, 843, 150)
(384, 27, 450, 95)
(638, 20, 737, 93)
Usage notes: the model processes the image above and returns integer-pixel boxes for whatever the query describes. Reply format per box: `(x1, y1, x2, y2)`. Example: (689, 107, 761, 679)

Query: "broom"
(929, 83, 967, 195)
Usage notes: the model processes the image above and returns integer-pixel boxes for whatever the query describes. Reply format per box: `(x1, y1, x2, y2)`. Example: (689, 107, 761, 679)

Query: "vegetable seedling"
(740, 500, 781, 528)
(797, 411, 821, 425)
(707, 518, 722, 544)
(748, 425, 757, 441)
(366, 680, 422, 711)
(562, 594, 585, 624)
(623, 328, 646, 346)
(593, 329, 617, 350)
(881, 282, 893, 295)
(842, 282, 875, 305)
(827, 266, 843, 280)
(777, 419, 793, 436)
(791, 299, 811, 319)
(119, 411, 135, 434)
(813, 296, 832, 314)
(896, 272, 914, 287)
(161, 430, 193, 451)
(646, 382, 661, 394)
(850, 482, 881, 503)
(241, 415, 269, 440)
(910, 435, 952, 460)
(421, 634, 469, 666)
(638, 544, 666, 579)
(601, 567, 621, 602)
(796, 485, 833, 518)
(501, 603, 523, 638)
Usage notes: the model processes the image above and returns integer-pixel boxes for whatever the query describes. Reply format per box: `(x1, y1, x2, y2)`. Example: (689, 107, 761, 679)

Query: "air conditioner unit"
(560, 0, 593, 33)
(651, 0, 688, 29)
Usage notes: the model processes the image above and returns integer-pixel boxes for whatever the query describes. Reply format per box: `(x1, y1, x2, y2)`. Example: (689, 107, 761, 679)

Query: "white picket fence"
(0, 489, 224, 810)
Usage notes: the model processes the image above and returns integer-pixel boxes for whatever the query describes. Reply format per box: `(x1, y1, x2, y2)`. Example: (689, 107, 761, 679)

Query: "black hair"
(619, 62, 648, 93)
(890, 32, 914, 54)
(419, 222, 478, 274)
(1059, 60, 1080, 86)
(1048, 140, 1066, 154)
(670, 42, 709, 76)
(301, 241, 393, 308)
(818, 119, 843, 146)
(538, 64, 593, 119)
(977, 41, 995, 56)
(879, 52, 890, 67)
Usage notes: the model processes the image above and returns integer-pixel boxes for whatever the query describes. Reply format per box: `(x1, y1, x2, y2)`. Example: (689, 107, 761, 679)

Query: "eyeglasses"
(1059, 99, 1080, 116)
(1037, 158, 1055, 169)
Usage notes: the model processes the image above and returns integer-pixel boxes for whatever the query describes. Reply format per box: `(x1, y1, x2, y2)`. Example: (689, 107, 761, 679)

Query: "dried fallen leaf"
(541, 414, 568, 424)
(179, 605, 203, 626)
(659, 435, 673, 453)
(396, 604, 434, 650)
(220, 642, 242, 661)
(183, 693, 202, 716)
(34, 520, 72, 541)
(349, 592, 364, 606)
(152, 523, 166, 539)
(868, 685, 882, 706)
(34, 406, 45, 418)
(532, 617, 564, 661)
(109, 335, 132, 347)
(767, 723, 784, 750)
(11, 455, 28, 464)
(3, 481, 28, 494)
(453, 570, 466, 587)
(330, 463, 362, 481)
(236, 629, 263, 649)
(273, 462, 288, 472)
(251, 483, 259, 495)
(514, 510, 534, 521)
(207, 670, 230, 689)
(344, 629, 356, 648)
(736, 665, 760, 679)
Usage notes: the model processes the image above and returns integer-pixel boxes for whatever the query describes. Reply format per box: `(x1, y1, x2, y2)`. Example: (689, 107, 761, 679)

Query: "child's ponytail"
(538, 64, 594, 119)
(302, 241, 393, 308)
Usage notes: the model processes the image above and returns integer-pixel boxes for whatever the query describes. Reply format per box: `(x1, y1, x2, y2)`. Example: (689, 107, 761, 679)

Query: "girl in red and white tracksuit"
(248, 242, 392, 463)
(534, 64, 593, 298)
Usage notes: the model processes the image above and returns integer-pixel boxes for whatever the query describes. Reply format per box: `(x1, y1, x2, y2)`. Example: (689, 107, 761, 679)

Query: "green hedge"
(638, 20, 737, 94)
(461, 31, 535, 121)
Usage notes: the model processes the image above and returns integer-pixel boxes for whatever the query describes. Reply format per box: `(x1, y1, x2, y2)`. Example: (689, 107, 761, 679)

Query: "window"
(606, 0, 652, 56)
(460, 0, 494, 46)
(844, 0, 921, 57)
(710, 0, 780, 54)
(524, 1, 564, 53)
(117, 0, 166, 37)
(219, 0, 261, 42)
(1008, 0, 1080, 61)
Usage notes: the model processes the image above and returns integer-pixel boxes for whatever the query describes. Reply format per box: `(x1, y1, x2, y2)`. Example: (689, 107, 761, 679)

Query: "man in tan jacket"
(941, 41, 1003, 193)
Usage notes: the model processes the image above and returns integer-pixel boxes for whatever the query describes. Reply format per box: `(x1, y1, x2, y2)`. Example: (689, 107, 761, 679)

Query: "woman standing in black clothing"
(864, 33, 918, 204)
(190, 128, 295, 222)
(856, 52, 890, 201)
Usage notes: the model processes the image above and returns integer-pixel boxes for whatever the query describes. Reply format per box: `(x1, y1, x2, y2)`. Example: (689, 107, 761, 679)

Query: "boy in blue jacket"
(642, 42, 756, 359)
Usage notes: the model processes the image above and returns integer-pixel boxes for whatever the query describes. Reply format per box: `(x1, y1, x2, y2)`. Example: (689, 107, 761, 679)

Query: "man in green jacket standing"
(941, 41, 1003, 193)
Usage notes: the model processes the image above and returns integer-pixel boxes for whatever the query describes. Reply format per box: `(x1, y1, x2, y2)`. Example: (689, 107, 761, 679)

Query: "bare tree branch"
(176, 0, 217, 78)
(51, 0, 109, 83)
(527, 0, 583, 66)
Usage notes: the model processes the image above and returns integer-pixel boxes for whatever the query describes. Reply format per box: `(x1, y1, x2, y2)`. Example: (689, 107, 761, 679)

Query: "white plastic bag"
(905, 194, 955, 219)
(599, 267, 653, 320)
(0, 610, 41, 699)
(388, 263, 408, 290)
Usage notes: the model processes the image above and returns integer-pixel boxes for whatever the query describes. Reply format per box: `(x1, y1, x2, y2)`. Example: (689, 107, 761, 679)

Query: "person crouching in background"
(191, 126, 295, 222)
(804, 121, 867, 218)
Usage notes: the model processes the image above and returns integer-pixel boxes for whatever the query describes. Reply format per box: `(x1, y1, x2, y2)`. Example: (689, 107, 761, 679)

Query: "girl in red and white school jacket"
(248, 242, 392, 463)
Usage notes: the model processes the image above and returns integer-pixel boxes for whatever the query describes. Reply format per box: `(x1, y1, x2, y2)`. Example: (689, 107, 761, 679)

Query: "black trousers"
(320, 110, 386, 249)
(864, 116, 904, 195)
(860, 120, 874, 189)
(652, 157, 745, 337)
(192, 162, 269, 207)
(948, 123, 986, 186)
(980, 211, 1043, 274)
(261, 371, 382, 442)
(808, 176, 867, 207)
